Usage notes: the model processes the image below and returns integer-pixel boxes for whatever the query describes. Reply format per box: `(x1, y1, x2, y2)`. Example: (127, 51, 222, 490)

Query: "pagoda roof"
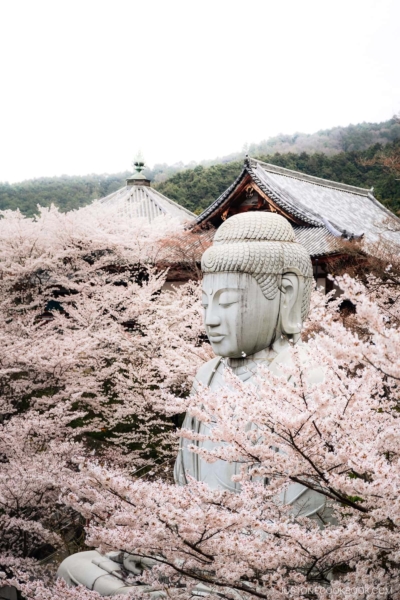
(195, 158, 400, 250)
(98, 183, 195, 223)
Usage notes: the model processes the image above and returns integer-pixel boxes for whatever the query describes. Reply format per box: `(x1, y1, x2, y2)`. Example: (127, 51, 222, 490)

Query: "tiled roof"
(98, 184, 195, 223)
(248, 159, 398, 240)
(292, 226, 342, 257)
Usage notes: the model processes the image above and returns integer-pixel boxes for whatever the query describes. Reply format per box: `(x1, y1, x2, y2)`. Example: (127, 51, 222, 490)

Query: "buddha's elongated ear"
(279, 272, 303, 336)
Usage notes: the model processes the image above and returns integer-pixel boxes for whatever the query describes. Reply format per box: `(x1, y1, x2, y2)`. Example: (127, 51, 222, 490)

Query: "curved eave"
(195, 168, 249, 226)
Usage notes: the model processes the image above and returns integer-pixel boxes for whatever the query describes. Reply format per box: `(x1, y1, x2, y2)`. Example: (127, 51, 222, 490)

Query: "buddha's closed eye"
(201, 289, 241, 309)
(219, 292, 240, 307)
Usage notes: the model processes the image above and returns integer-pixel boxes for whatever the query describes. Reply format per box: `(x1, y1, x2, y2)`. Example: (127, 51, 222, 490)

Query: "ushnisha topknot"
(201, 213, 313, 320)
(213, 211, 296, 245)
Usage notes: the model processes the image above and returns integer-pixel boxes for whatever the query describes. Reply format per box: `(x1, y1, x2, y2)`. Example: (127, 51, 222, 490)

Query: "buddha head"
(201, 213, 313, 358)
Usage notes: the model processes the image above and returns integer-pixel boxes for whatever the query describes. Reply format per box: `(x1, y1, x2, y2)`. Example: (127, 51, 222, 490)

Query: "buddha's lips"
(209, 334, 225, 343)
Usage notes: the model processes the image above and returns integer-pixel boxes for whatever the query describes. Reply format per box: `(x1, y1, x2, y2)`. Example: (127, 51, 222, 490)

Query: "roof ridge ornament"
(133, 150, 145, 174)
(127, 151, 150, 187)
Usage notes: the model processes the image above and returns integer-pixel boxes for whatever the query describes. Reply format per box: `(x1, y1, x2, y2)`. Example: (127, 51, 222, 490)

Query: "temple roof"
(195, 158, 400, 251)
(96, 160, 195, 225)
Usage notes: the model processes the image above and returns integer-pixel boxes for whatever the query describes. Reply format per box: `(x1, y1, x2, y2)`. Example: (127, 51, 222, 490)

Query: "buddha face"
(201, 272, 282, 358)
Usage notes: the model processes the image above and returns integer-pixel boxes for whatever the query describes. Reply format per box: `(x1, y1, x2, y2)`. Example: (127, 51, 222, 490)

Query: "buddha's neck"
(226, 336, 291, 370)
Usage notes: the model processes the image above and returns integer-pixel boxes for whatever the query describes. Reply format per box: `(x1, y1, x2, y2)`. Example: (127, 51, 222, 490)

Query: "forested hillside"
(243, 118, 400, 158)
(148, 118, 400, 183)
(0, 172, 130, 217)
(1, 120, 399, 217)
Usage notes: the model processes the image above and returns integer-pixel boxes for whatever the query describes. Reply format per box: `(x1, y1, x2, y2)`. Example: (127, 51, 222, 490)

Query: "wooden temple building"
(96, 157, 400, 290)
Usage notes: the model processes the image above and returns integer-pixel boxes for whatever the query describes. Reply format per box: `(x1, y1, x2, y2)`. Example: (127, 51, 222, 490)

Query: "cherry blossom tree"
(0, 204, 210, 593)
(61, 269, 400, 600)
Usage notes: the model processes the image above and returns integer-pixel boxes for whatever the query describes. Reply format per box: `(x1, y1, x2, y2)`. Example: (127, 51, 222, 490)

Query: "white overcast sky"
(0, 0, 399, 183)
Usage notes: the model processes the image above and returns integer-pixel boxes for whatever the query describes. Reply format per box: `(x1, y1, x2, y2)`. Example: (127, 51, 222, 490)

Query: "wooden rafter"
(249, 181, 307, 225)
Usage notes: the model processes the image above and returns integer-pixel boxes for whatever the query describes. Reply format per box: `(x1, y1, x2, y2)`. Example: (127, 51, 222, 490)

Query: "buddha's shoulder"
(192, 356, 222, 391)
(270, 342, 325, 385)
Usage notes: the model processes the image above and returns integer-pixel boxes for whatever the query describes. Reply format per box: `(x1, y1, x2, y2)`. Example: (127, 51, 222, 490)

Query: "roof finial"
(132, 150, 145, 174)
(127, 151, 150, 187)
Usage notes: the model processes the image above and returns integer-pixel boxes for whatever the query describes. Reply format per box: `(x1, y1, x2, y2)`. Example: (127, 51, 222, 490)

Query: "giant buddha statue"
(58, 212, 327, 595)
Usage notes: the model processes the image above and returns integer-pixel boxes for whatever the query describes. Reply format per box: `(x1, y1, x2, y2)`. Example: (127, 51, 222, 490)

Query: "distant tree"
(359, 141, 400, 179)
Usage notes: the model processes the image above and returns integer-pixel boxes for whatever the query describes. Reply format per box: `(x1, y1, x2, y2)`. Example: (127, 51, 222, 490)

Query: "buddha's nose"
(205, 308, 221, 327)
